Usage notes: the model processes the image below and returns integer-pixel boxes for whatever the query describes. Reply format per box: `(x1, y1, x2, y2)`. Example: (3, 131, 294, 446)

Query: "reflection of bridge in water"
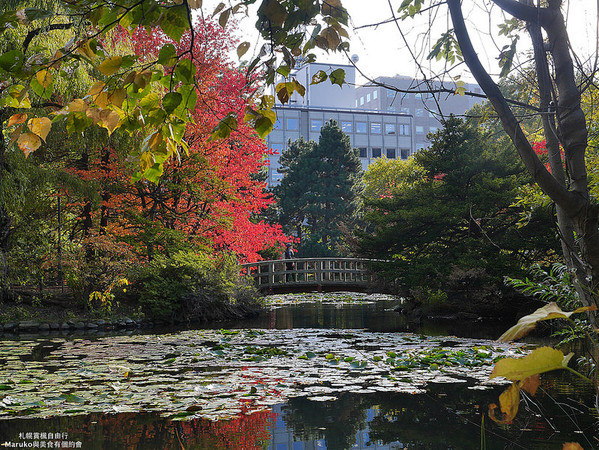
(241, 258, 373, 293)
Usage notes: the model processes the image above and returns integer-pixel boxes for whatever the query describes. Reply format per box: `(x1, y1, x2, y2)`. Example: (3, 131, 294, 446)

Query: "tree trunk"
(447, 0, 599, 318)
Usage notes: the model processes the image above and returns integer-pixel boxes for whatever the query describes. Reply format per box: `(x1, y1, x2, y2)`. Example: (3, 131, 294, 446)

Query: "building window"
(373, 90, 378, 100)
(430, 126, 439, 133)
(310, 119, 323, 131)
(386, 89, 394, 98)
(429, 111, 435, 118)
(415, 93, 422, 98)
(399, 124, 410, 135)
(355, 99, 358, 107)
(387, 148, 396, 159)
(273, 118, 281, 130)
(401, 149, 410, 159)
(359, 147, 367, 158)
(401, 107, 410, 114)
(416, 109, 424, 117)
(372, 147, 382, 158)
(385, 123, 396, 135)
(286, 117, 298, 130)
(367, 93, 371, 102)
(370, 122, 381, 134)
(416, 126, 424, 134)
(360, 96, 364, 105)
(356, 121, 367, 133)
(341, 121, 353, 133)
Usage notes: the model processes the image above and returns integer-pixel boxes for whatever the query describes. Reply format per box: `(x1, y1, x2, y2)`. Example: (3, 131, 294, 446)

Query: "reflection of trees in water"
(0, 410, 274, 450)
(368, 386, 490, 449)
(282, 393, 369, 450)
(280, 379, 598, 450)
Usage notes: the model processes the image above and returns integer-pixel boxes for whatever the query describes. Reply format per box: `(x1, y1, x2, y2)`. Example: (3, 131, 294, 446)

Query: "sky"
(211, 0, 598, 86)
(328, 0, 598, 85)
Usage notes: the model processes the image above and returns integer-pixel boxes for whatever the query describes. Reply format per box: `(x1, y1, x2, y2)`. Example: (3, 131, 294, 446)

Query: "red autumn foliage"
(62, 19, 289, 263)
(532, 139, 565, 174)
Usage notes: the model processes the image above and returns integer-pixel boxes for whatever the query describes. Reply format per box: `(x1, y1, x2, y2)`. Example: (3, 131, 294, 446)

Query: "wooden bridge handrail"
(240, 257, 377, 292)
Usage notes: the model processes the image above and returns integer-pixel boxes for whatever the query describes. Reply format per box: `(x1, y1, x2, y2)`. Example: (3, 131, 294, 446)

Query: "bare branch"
(447, 0, 578, 213)
(23, 23, 73, 53)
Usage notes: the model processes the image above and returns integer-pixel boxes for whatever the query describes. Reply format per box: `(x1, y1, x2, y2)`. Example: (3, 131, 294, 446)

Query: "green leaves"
(0, 50, 24, 75)
(97, 56, 124, 76)
(275, 80, 306, 104)
(210, 113, 238, 141)
(237, 42, 250, 59)
(329, 68, 345, 86)
(162, 92, 183, 114)
(498, 37, 519, 78)
(398, 0, 425, 18)
(427, 30, 462, 64)
(158, 44, 177, 66)
(257, 0, 288, 27)
(311, 70, 328, 85)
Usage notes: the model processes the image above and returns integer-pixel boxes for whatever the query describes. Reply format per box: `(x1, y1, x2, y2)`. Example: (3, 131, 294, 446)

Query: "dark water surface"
(228, 299, 511, 339)
(1, 297, 597, 449)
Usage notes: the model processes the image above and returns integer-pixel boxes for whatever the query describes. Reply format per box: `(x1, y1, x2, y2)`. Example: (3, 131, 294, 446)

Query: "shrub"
(130, 251, 260, 321)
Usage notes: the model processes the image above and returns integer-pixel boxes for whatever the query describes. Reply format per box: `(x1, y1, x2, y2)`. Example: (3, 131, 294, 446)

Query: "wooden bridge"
(241, 258, 373, 293)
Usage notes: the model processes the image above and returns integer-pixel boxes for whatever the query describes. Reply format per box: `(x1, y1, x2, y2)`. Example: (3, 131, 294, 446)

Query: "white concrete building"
(355, 76, 484, 149)
(264, 63, 484, 185)
(265, 105, 413, 185)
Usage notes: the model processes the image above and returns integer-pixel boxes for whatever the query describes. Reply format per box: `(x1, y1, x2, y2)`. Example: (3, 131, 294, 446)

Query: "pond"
(0, 293, 597, 449)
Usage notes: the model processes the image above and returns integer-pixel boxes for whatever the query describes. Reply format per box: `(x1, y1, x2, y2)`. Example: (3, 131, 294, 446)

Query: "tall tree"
(442, 0, 599, 318)
(358, 117, 559, 295)
(275, 120, 363, 256)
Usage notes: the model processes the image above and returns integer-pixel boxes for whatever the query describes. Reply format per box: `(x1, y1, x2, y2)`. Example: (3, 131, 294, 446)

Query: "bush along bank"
(0, 251, 264, 336)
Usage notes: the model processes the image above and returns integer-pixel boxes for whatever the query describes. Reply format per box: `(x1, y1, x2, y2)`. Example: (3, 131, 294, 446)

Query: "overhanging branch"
(447, 0, 578, 214)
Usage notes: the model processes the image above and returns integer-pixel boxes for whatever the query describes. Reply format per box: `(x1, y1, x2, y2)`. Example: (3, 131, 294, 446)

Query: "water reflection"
(271, 376, 598, 450)
(232, 300, 508, 340)
(1, 374, 595, 450)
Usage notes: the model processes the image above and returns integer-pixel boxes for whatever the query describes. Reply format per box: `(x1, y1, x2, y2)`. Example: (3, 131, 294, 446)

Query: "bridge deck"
(241, 258, 371, 293)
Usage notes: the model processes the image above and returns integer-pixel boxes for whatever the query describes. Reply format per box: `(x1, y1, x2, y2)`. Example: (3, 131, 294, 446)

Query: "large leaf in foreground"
(498, 302, 596, 342)
(490, 346, 573, 381)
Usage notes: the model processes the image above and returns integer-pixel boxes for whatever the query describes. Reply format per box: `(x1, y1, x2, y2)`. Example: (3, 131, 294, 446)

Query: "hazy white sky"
(333, 0, 598, 84)
(220, 0, 598, 86)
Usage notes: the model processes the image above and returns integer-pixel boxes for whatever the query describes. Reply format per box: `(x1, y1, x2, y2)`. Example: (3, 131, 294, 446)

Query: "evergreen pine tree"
(275, 120, 363, 256)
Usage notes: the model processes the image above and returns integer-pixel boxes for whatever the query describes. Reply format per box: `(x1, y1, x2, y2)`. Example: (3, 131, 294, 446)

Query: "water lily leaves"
(498, 302, 597, 342)
(0, 328, 520, 420)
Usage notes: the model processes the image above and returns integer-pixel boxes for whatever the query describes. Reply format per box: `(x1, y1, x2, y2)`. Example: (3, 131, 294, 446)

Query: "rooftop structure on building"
(265, 63, 485, 186)
(355, 76, 484, 150)
(282, 62, 357, 109)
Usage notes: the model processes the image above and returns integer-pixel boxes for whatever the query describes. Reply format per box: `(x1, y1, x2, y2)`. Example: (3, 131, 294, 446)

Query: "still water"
(0, 294, 597, 449)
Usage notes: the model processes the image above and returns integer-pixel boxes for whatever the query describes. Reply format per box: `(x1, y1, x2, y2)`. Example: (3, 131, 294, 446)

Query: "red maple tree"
(62, 19, 288, 264)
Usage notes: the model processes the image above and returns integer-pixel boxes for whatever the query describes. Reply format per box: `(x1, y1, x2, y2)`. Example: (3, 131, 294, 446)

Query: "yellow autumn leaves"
(488, 302, 595, 434)
(7, 113, 51, 157)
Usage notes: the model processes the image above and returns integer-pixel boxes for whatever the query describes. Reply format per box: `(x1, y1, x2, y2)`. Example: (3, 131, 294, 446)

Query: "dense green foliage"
(131, 251, 259, 320)
(274, 120, 363, 256)
(358, 117, 558, 300)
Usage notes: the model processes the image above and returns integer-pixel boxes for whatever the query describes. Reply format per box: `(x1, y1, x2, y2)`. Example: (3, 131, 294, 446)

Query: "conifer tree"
(275, 120, 363, 256)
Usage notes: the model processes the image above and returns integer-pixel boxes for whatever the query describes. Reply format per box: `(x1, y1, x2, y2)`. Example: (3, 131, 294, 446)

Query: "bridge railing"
(241, 258, 371, 291)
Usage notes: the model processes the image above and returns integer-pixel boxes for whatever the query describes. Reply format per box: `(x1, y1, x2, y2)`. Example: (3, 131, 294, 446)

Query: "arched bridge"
(241, 258, 374, 293)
